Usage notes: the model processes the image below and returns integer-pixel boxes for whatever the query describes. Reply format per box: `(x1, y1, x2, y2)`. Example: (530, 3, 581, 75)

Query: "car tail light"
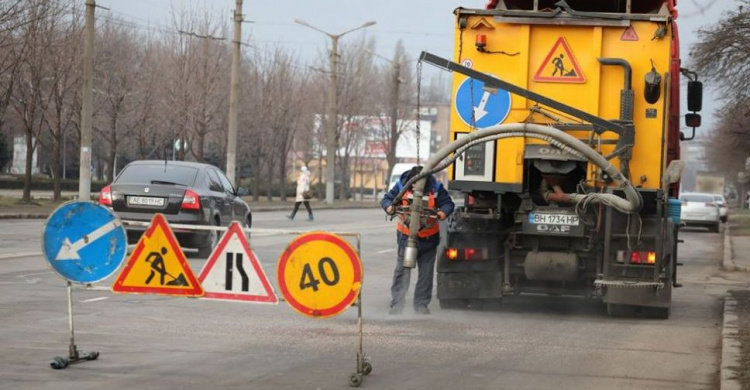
(446, 248, 459, 261)
(630, 251, 656, 264)
(99, 185, 112, 206)
(181, 188, 201, 210)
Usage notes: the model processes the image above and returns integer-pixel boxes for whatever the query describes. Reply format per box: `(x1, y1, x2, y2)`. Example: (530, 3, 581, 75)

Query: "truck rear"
(413, 0, 703, 318)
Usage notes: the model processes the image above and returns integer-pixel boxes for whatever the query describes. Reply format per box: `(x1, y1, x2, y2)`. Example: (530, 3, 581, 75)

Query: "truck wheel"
(642, 306, 671, 319)
(606, 304, 637, 318)
(439, 299, 469, 310)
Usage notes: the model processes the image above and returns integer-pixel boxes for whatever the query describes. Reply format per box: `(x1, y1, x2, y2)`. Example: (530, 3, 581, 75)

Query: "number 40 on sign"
(277, 232, 363, 319)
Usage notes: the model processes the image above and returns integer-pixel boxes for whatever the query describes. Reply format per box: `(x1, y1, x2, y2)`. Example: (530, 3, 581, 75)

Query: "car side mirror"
(237, 187, 249, 196)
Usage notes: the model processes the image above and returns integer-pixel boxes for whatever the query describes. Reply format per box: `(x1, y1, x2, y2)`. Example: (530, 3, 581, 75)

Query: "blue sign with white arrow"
(42, 201, 127, 284)
(455, 76, 512, 128)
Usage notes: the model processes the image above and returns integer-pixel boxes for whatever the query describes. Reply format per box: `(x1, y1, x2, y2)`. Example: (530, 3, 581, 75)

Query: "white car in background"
(679, 193, 721, 233)
(713, 194, 728, 223)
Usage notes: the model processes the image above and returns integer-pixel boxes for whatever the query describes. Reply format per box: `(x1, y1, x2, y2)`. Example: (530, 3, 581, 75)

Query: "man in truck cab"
(382, 166, 455, 315)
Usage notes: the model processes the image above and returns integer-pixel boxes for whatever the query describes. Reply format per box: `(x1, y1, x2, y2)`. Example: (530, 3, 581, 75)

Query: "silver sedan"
(680, 193, 721, 232)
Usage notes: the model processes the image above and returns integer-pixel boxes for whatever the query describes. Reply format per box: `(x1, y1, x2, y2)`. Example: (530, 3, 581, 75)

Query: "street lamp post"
(294, 19, 376, 204)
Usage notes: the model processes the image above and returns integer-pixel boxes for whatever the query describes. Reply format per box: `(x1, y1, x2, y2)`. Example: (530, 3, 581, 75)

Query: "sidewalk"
(721, 209, 750, 390)
(0, 196, 379, 219)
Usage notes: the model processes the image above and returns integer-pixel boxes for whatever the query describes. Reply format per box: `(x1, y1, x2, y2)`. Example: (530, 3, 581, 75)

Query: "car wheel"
(198, 218, 220, 258)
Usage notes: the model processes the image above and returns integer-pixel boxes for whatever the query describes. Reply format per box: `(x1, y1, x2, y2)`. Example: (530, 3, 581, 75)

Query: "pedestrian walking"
(382, 166, 455, 315)
(287, 166, 314, 221)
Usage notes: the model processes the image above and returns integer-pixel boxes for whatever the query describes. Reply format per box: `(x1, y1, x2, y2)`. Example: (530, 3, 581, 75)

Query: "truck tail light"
(98, 185, 112, 206)
(181, 188, 201, 210)
(446, 248, 459, 261)
(630, 251, 656, 264)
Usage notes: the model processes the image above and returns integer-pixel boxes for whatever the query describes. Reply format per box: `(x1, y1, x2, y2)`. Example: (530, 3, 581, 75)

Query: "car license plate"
(529, 212, 579, 226)
(127, 196, 165, 207)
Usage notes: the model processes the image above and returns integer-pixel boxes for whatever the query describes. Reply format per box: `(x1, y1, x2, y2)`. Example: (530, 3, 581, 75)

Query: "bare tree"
(691, 0, 750, 177)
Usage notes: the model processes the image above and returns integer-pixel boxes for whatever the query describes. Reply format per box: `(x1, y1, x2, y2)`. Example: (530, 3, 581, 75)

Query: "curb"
(721, 294, 742, 390)
(0, 203, 380, 220)
(723, 224, 750, 272)
(724, 225, 736, 271)
(0, 213, 49, 220)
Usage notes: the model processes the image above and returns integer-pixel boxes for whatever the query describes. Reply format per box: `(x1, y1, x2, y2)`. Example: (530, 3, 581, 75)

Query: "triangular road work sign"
(620, 26, 639, 41)
(112, 213, 203, 297)
(198, 222, 277, 304)
(533, 37, 586, 83)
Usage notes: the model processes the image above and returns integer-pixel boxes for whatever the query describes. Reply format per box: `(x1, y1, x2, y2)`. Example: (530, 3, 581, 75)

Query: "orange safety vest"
(397, 190, 440, 238)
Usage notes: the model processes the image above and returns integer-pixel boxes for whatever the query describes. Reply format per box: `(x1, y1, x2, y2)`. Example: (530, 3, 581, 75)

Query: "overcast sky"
(95, 0, 735, 133)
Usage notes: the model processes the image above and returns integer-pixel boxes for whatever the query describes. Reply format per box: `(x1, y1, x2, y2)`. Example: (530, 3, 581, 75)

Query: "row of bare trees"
(691, 0, 749, 179)
(0, 0, 448, 203)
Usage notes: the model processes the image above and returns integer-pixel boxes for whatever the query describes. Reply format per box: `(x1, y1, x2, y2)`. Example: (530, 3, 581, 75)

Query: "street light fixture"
(294, 19, 377, 204)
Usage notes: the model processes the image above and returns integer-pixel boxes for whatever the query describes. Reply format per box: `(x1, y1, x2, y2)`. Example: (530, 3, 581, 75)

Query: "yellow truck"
(402, 0, 703, 318)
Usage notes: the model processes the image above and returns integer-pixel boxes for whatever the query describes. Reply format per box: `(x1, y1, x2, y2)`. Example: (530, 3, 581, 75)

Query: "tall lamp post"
(294, 19, 376, 204)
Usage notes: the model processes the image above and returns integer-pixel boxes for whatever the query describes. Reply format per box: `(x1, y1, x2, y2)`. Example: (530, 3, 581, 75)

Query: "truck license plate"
(127, 196, 165, 207)
(529, 212, 579, 226)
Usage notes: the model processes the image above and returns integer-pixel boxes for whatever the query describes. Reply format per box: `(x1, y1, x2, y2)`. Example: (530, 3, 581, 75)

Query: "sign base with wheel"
(42, 201, 128, 370)
(275, 230, 371, 387)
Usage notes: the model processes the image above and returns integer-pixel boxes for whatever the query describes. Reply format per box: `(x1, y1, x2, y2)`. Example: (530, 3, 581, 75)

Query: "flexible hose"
(400, 123, 641, 268)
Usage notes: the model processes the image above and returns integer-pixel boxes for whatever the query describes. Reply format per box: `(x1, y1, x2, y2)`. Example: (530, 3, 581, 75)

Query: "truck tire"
(642, 306, 671, 319)
(606, 303, 637, 318)
(439, 299, 469, 310)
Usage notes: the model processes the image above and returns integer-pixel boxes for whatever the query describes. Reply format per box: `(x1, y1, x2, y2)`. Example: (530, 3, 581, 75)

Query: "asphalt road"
(1, 208, 748, 389)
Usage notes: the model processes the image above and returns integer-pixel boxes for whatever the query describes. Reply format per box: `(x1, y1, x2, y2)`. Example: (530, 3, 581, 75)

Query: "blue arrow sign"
(455, 77, 512, 128)
(43, 201, 127, 284)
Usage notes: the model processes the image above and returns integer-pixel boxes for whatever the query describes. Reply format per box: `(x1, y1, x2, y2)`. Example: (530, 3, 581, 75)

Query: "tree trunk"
(22, 132, 33, 203)
(279, 152, 287, 202)
(52, 135, 61, 201)
(107, 113, 118, 183)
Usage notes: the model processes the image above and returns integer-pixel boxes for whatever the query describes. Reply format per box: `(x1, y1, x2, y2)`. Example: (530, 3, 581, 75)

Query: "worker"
(382, 166, 455, 315)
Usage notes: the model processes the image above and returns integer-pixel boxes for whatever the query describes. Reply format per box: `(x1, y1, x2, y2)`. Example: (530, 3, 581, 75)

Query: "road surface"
(0, 208, 747, 389)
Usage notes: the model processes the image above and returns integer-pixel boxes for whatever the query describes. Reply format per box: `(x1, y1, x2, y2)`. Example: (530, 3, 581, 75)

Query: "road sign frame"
(198, 222, 277, 304)
(42, 200, 127, 284)
(276, 231, 363, 319)
(111, 213, 203, 297)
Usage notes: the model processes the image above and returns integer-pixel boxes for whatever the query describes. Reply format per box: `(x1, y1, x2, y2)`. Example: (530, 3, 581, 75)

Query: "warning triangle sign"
(620, 26, 639, 41)
(198, 222, 277, 304)
(533, 37, 586, 84)
(112, 213, 203, 297)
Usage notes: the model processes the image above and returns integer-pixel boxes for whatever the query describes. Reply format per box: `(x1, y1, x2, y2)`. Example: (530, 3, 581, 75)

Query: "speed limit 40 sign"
(277, 232, 362, 319)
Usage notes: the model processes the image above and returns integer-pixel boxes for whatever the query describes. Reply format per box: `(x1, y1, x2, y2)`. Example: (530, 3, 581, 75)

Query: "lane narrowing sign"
(42, 201, 127, 284)
(277, 232, 362, 319)
(198, 222, 277, 304)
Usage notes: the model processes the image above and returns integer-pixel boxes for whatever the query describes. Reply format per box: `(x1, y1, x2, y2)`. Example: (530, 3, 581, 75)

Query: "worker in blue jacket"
(381, 166, 455, 315)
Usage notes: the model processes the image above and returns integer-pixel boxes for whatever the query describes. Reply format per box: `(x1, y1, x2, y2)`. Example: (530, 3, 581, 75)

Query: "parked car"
(99, 160, 251, 257)
(679, 192, 720, 232)
(713, 194, 728, 223)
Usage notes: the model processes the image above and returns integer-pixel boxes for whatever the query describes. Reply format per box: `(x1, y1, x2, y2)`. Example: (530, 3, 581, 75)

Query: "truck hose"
(399, 123, 641, 268)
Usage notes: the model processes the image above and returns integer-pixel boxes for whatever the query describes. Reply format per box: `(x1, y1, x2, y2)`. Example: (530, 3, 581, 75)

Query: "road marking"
(377, 249, 396, 254)
(0, 251, 43, 260)
(82, 297, 109, 303)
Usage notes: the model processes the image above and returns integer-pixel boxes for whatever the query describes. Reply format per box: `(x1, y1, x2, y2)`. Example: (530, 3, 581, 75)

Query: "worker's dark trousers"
(390, 244, 437, 310)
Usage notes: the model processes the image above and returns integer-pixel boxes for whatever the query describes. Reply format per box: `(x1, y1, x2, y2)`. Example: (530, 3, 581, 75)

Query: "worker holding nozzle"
(382, 166, 455, 315)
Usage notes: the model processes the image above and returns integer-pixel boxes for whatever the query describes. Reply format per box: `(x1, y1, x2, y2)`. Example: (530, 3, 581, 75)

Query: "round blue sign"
(454, 76, 512, 128)
(42, 201, 127, 284)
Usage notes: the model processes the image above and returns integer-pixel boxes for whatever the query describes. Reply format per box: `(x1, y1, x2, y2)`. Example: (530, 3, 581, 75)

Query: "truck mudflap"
(599, 280, 672, 318)
(437, 271, 503, 300)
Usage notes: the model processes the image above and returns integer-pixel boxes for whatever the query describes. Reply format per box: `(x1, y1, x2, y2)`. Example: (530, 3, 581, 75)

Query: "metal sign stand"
(120, 222, 374, 387)
(348, 236, 372, 387)
(50, 282, 99, 369)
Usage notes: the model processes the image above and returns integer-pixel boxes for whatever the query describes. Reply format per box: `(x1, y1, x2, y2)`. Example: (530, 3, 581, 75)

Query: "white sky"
(95, 0, 736, 133)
